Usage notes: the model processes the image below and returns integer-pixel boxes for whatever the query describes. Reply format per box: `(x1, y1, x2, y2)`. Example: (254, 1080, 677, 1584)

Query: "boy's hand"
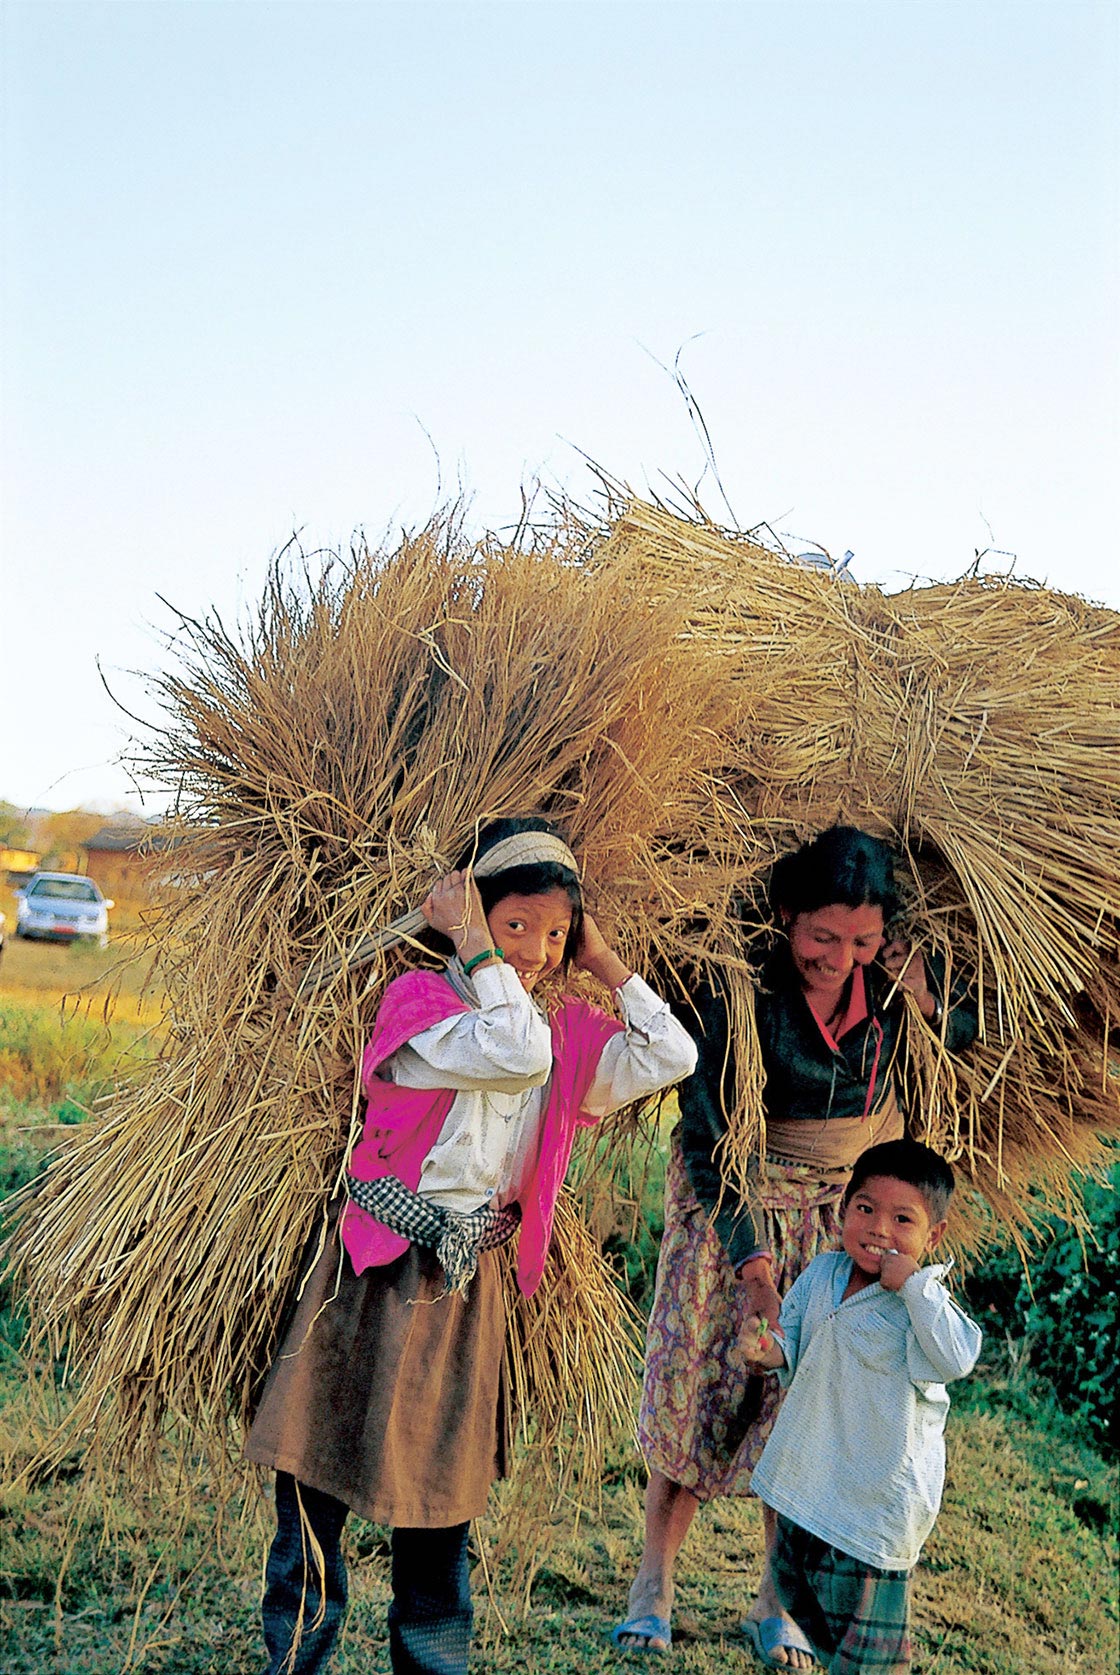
(739, 1313, 784, 1369)
(878, 1250, 921, 1291)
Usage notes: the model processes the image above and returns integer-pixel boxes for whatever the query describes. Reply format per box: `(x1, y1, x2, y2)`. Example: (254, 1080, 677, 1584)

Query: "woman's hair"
(842, 1137, 956, 1222)
(453, 815, 584, 966)
(769, 825, 900, 925)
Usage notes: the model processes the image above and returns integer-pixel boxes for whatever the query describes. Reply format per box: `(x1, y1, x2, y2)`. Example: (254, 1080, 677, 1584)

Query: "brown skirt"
(245, 1205, 510, 1527)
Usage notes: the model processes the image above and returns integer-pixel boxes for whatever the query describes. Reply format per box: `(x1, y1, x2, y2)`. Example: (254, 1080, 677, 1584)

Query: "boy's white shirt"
(750, 1249, 983, 1572)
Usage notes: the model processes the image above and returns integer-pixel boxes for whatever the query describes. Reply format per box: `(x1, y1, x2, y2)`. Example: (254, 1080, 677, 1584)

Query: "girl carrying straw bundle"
(614, 827, 977, 1667)
(246, 815, 697, 1675)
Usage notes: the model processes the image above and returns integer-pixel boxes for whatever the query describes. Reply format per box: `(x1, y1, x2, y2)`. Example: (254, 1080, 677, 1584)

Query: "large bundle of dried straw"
(6, 496, 1119, 1525)
(579, 499, 1120, 1241)
(4, 519, 744, 1502)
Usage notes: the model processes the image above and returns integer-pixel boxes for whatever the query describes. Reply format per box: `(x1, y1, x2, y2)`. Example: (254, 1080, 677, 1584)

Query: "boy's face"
(841, 1174, 947, 1280)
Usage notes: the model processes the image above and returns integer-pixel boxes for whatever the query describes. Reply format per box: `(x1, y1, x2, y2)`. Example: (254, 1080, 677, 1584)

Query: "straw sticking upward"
(579, 497, 1120, 1244)
(4, 491, 1118, 1533)
(4, 519, 743, 1497)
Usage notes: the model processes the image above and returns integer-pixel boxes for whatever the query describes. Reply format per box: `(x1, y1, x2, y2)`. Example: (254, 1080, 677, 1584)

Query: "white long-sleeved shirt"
(384, 961, 697, 1212)
(750, 1250, 982, 1571)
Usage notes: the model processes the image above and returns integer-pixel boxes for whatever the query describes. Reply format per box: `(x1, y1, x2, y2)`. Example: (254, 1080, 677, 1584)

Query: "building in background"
(81, 817, 168, 902)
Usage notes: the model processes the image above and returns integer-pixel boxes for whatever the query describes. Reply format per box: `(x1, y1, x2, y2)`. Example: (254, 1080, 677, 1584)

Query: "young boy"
(742, 1138, 982, 1674)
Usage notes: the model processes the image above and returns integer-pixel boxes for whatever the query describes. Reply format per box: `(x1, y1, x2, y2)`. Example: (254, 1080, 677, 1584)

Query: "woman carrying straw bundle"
(614, 827, 977, 1667)
(246, 815, 697, 1675)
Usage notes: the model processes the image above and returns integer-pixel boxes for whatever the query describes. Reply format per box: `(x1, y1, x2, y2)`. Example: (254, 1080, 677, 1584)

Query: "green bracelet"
(462, 946, 504, 976)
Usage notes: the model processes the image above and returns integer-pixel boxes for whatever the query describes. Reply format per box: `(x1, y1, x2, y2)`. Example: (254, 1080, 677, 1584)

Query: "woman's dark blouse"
(672, 947, 978, 1269)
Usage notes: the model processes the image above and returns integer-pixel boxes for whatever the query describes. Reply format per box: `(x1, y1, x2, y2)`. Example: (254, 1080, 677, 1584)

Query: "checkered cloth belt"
(345, 1172, 522, 1295)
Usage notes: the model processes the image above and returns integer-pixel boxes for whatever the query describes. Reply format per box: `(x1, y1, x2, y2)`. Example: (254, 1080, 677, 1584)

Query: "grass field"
(0, 935, 1116, 1674)
(1, 1384, 1114, 1675)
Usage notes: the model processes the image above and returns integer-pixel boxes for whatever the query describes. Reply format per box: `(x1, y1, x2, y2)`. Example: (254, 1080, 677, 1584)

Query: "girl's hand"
(573, 910, 632, 991)
(422, 871, 493, 959)
(881, 938, 938, 1021)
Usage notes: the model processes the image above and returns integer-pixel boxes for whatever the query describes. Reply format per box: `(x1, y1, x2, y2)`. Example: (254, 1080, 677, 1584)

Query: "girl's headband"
(297, 831, 580, 996)
(459, 830, 579, 879)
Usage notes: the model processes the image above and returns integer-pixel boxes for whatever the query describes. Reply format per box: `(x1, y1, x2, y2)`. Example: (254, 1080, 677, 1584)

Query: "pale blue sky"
(3, 0, 1117, 813)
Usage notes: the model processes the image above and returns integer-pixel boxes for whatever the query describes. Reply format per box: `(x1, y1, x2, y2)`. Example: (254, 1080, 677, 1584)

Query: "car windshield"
(30, 878, 99, 902)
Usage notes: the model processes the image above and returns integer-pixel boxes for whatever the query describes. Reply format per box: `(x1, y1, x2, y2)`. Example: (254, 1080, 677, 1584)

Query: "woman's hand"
(881, 937, 939, 1022)
(738, 1259, 782, 1331)
(573, 910, 632, 991)
(421, 871, 495, 962)
(739, 1312, 784, 1370)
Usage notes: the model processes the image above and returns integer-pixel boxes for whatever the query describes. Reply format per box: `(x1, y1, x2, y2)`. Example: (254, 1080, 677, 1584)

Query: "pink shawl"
(340, 968, 623, 1296)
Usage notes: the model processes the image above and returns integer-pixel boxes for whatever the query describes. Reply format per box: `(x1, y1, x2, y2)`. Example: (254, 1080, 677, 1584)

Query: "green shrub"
(963, 1158, 1119, 1454)
(573, 1116, 670, 1314)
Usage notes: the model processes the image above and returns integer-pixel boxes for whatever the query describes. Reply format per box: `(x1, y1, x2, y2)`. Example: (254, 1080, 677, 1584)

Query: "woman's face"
(486, 886, 573, 992)
(785, 902, 885, 1004)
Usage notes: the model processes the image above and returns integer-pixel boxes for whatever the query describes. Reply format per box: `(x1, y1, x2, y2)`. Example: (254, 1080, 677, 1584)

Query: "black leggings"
(262, 1473, 473, 1674)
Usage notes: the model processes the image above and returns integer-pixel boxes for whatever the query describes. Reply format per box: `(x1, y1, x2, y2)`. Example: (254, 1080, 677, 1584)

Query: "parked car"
(15, 872, 113, 947)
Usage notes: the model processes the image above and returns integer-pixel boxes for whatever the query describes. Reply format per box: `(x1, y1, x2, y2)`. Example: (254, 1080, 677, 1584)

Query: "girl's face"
(486, 886, 573, 992)
(785, 902, 885, 1004)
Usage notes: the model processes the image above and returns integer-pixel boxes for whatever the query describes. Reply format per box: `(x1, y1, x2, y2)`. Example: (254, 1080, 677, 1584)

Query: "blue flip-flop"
(610, 1613, 673, 1654)
(743, 1615, 818, 1668)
